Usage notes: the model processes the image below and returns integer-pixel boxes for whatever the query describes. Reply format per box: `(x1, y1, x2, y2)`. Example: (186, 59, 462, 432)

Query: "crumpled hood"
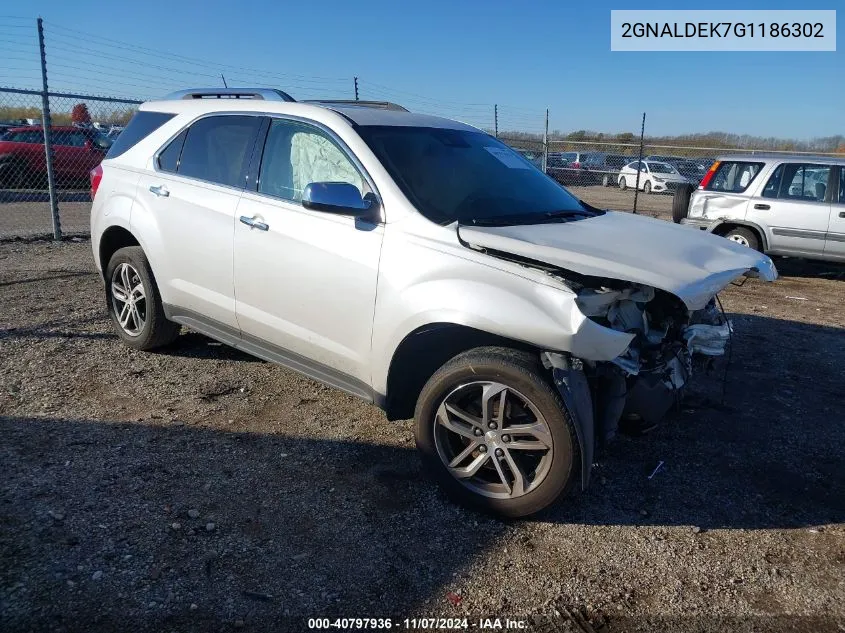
(458, 211, 778, 310)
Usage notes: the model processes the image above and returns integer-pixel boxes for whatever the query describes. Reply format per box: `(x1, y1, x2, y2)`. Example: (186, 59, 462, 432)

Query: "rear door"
(135, 114, 263, 330)
(749, 162, 832, 257)
(824, 167, 845, 259)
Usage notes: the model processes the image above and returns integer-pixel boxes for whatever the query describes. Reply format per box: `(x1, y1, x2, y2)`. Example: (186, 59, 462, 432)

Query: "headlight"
(654, 177, 664, 182)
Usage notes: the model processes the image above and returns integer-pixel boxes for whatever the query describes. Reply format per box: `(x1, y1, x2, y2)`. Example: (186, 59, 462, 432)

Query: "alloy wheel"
(433, 381, 554, 499)
(728, 234, 750, 247)
(110, 263, 147, 336)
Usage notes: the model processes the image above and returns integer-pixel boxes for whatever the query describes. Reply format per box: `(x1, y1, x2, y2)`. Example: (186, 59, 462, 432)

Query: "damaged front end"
(575, 282, 730, 438)
(543, 279, 731, 489)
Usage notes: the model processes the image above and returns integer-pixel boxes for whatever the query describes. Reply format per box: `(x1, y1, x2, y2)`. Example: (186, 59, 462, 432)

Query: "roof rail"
(163, 88, 296, 102)
(304, 99, 408, 112)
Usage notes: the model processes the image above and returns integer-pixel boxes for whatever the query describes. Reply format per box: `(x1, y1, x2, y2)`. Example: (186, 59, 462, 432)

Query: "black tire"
(414, 347, 580, 518)
(672, 182, 695, 223)
(643, 180, 651, 194)
(723, 226, 761, 251)
(602, 174, 610, 187)
(105, 246, 180, 350)
(619, 177, 627, 191)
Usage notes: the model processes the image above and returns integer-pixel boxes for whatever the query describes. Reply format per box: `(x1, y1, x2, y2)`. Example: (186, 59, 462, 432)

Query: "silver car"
(675, 154, 845, 262)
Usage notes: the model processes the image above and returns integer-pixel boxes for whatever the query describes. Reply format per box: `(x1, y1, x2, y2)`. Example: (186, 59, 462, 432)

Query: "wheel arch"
(709, 219, 769, 251)
(99, 225, 140, 276)
(381, 322, 540, 422)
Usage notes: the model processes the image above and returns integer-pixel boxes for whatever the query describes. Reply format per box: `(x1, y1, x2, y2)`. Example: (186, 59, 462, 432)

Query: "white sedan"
(618, 160, 690, 194)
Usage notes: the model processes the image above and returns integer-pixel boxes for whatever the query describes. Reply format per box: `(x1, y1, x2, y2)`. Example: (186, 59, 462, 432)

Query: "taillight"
(572, 161, 581, 169)
(90, 164, 103, 200)
(698, 161, 720, 189)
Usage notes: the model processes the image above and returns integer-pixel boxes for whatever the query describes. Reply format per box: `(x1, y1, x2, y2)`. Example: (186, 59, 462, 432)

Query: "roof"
(141, 89, 481, 132)
(715, 152, 845, 164)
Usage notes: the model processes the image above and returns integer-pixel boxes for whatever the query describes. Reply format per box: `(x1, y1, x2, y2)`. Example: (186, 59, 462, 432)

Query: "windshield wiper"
(465, 208, 597, 227)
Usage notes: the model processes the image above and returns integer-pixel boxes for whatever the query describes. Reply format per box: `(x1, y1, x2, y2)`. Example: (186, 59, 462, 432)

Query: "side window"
(107, 111, 174, 159)
(839, 168, 845, 204)
(706, 161, 763, 193)
(177, 115, 261, 188)
(783, 164, 829, 201)
(66, 131, 88, 147)
(258, 119, 364, 203)
(762, 163, 830, 201)
(157, 129, 187, 173)
(762, 164, 783, 198)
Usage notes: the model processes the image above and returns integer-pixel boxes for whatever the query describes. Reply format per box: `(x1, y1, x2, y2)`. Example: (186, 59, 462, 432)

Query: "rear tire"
(105, 246, 180, 350)
(723, 226, 761, 251)
(672, 183, 695, 223)
(414, 347, 580, 518)
(602, 174, 610, 187)
(619, 177, 627, 191)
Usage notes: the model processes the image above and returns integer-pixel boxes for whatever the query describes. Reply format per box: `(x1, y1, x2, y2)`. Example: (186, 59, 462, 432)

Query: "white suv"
(90, 88, 777, 517)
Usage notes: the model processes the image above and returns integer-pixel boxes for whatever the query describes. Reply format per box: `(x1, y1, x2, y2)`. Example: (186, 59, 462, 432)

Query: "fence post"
(632, 111, 646, 215)
(542, 108, 549, 173)
(37, 17, 61, 240)
(494, 104, 498, 138)
(354, 76, 359, 101)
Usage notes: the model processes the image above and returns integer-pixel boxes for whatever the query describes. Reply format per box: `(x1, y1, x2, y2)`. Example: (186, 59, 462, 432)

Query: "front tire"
(105, 246, 180, 350)
(414, 347, 580, 518)
(643, 180, 651, 194)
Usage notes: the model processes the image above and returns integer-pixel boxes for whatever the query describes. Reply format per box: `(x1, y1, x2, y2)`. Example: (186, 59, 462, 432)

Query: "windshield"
(357, 126, 589, 225)
(649, 162, 674, 174)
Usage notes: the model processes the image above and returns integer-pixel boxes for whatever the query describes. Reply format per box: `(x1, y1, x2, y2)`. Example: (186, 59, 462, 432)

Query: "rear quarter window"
(705, 161, 764, 193)
(106, 111, 175, 159)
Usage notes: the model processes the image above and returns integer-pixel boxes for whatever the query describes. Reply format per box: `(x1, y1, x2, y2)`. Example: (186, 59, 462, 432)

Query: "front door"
(233, 117, 383, 393)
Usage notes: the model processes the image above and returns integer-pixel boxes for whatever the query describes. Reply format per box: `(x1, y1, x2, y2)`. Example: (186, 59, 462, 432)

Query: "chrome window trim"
(152, 112, 265, 194)
(152, 111, 382, 207)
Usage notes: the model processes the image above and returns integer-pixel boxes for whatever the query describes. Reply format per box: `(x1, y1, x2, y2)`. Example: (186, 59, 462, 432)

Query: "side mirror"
(302, 182, 376, 218)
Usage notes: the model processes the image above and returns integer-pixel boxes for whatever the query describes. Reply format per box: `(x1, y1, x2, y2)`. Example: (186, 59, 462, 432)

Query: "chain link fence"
(498, 136, 843, 219)
(0, 87, 139, 239)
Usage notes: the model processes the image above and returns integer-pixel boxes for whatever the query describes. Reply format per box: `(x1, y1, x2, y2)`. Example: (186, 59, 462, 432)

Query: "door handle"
(239, 215, 269, 231)
(149, 184, 169, 197)
(753, 203, 770, 210)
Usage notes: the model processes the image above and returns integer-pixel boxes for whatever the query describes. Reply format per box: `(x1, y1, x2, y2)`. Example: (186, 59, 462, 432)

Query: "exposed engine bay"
(572, 281, 730, 440)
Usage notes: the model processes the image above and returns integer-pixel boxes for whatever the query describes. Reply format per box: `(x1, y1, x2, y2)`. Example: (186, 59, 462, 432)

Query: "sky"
(1, 0, 842, 139)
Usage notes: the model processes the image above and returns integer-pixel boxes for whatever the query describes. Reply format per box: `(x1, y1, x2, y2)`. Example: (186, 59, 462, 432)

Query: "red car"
(0, 125, 112, 188)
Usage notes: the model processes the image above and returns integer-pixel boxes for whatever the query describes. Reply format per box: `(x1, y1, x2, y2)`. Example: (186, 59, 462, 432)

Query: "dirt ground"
(1, 237, 843, 633)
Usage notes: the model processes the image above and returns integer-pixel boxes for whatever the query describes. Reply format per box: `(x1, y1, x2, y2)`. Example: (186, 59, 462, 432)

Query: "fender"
(371, 277, 634, 396)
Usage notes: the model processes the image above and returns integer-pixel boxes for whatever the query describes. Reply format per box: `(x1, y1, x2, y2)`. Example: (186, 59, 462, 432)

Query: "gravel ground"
(1, 239, 843, 633)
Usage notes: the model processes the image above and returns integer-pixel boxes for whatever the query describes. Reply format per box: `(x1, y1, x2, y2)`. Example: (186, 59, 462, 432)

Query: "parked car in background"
(513, 147, 544, 170)
(674, 154, 845, 262)
(646, 154, 714, 184)
(0, 125, 112, 188)
(582, 152, 634, 186)
(547, 151, 588, 185)
(618, 160, 690, 194)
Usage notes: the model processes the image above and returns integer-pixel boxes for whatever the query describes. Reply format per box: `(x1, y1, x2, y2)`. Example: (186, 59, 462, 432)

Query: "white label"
(611, 10, 836, 51)
(485, 146, 531, 169)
